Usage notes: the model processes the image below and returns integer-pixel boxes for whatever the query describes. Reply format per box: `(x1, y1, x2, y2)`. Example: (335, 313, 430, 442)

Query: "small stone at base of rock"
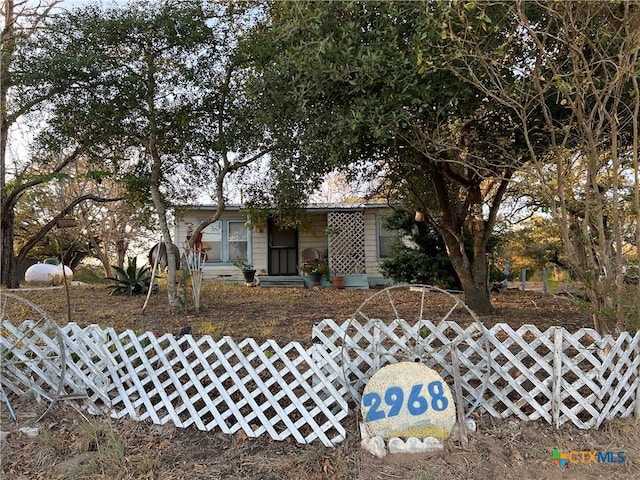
(388, 436, 444, 454)
(423, 436, 444, 452)
(452, 418, 477, 438)
(361, 436, 387, 458)
(362, 435, 445, 456)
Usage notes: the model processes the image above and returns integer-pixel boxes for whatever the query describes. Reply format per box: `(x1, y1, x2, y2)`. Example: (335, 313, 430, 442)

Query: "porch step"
(258, 276, 306, 289)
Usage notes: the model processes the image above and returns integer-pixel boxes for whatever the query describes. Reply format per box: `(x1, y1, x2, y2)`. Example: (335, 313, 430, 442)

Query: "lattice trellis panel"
(59, 323, 113, 414)
(327, 211, 365, 275)
(3, 315, 639, 442)
(1, 320, 113, 418)
(557, 328, 604, 428)
(312, 319, 640, 429)
(1, 321, 348, 447)
(313, 318, 491, 414)
(596, 331, 640, 425)
(103, 330, 348, 445)
(479, 324, 556, 423)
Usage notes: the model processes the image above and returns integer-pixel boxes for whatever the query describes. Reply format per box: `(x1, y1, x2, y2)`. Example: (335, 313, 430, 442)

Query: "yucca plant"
(107, 257, 152, 296)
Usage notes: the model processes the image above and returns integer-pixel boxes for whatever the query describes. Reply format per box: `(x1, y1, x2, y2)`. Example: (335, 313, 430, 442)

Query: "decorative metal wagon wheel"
(340, 285, 491, 418)
(0, 292, 67, 423)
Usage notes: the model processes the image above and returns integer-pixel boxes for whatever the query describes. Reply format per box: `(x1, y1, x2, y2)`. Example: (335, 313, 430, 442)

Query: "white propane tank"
(25, 263, 73, 286)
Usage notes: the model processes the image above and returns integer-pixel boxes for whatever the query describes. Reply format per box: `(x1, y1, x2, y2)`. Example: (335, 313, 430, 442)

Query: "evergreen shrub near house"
(380, 210, 505, 289)
(379, 210, 461, 289)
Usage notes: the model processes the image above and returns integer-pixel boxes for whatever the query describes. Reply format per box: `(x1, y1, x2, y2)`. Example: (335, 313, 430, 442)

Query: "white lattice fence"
(3, 318, 639, 445)
(312, 319, 640, 429)
(1, 321, 348, 446)
(0, 319, 112, 417)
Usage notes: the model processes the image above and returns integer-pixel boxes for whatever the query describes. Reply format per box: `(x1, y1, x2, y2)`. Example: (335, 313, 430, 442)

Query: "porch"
(257, 274, 370, 289)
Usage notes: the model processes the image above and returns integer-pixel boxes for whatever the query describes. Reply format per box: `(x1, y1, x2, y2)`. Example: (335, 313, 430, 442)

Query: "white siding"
(363, 208, 383, 277)
(175, 205, 392, 284)
(250, 229, 268, 275)
(298, 214, 329, 262)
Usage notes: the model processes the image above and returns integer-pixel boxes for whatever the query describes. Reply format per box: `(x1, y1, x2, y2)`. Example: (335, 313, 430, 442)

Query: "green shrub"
(107, 257, 151, 296)
(379, 210, 461, 289)
(74, 265, 109, 284)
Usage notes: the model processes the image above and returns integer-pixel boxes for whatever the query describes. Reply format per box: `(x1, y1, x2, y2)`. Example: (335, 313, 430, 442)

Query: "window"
(378, 221, 397, 258)
(199, 219, 248, 263)
(228, 221, 248, 261)
(202, 221, 222, 261)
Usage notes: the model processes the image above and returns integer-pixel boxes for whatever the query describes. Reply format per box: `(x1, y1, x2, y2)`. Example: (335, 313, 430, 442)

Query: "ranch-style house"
(174, 203, 397, 289)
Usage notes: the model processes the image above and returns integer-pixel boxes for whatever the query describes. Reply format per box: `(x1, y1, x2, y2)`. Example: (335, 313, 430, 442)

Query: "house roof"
(182, 202, 390, 213)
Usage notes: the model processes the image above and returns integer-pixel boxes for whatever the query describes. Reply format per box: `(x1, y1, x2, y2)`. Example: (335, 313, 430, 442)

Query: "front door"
(268, 222, 298, 275)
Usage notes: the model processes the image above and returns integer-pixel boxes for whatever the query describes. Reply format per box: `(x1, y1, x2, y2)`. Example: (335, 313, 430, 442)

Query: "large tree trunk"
(1, 1, 17, 288)
(443, 231, 493, 314)
(145, 44, 185, 316)
(426, 161, 497, 315)
(461, 279, 493, 315)
(148, 169, 184, 315)
(1, 206, 19, 288)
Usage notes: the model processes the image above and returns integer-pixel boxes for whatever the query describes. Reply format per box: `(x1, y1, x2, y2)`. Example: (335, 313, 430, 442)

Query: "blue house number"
(363, 381, 449, 422)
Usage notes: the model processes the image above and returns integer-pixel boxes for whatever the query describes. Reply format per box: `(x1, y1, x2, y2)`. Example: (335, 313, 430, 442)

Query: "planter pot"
(332, 275, 345, 289)
(242, 270, 256, 284)
(310, 272, 323, 287)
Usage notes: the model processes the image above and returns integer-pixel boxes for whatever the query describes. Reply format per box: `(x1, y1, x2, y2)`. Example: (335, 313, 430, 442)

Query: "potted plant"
(299, 259, 329, 287)
(234, 261, 256, 285)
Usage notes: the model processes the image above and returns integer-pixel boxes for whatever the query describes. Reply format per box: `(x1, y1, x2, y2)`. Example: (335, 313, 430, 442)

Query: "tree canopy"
(246, 1, 536, 312)
(444, 0, 640, 332)
(4, 0, 638, 330)
(8, 1, 273, 312)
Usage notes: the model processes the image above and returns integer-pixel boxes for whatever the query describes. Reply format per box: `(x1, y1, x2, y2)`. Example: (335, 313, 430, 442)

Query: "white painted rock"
(361, 362, 456, 440)
(25, 263, 73, 286)
(452, 418, 477, 438)
(19, 426, 39, 437)
(387, 437, 406, 454)
(423, 436, 445, 452)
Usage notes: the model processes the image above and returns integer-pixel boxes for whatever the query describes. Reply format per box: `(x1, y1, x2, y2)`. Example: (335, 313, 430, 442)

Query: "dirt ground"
(1, 283, 639, 479)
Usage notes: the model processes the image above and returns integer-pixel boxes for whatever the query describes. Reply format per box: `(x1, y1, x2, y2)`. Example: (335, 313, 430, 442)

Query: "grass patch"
(73, 266, 109, 284)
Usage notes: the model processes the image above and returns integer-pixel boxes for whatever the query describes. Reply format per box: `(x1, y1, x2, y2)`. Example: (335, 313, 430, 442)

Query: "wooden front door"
(268, 222, 298, 275)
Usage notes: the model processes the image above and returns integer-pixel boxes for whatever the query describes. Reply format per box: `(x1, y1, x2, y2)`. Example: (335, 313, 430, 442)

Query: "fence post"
(372, 320, 381, 373)
(520, 268, 527, 291)
(542, 267, 548, 293)
(451, 347, 468, 448)
(552, 327, 563, 429)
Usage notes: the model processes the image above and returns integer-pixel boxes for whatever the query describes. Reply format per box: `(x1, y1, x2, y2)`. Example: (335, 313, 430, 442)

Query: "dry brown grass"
(5, 282, 595, 343)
